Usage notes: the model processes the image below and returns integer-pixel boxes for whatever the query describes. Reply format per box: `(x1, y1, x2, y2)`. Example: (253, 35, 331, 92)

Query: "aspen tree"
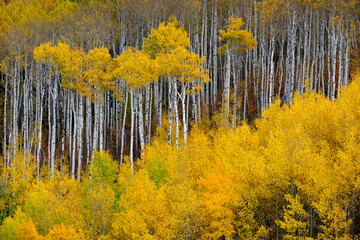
(218, 16, 257, 122)
(113, 48, 157, 172)
(143, 17, 210, 146)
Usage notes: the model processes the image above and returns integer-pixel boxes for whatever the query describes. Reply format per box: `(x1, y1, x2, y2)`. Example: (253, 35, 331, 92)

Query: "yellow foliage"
(5, 151, 37, 212)
(143, 16, 190, 58)
(277, 194, 310, 240)
(113, 48, 157, 90)
(143, 16, 210, 86)
(34, 42, 116, 100)
(218, 16, 257, 54)
(112, 171, 173, 239)
(200, 172, 235, 239)
(8, 55, 360, 240)
(0, 0, 77, 35)
(17, 218, 44, 240)
(0, 208, 29, 240)
(155, 46, 210, 84)
(24, 172, 84, 236)
(46, 223, 85, 240)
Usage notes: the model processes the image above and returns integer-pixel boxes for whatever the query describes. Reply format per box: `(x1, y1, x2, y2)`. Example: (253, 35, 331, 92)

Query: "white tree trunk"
(167, 80, 173, 145)
(137, 90, 145, 154)
(71, 92, 77, 179)
(224, 45, 231, 122)
(180, 83, 188, 145)
(173, 81, 179, 147)
(130, 89, 135, 174)
(120, 90, 128, 165)
(329, 20, 338, 102)
(86, 98, 92, 165)
(77, 95, 83, 181)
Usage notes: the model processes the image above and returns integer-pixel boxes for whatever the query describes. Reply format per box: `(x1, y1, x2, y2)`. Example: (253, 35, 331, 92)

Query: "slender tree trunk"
(50, 78, 57, 178)
(212, 1, 218, 107)
(232, 54, 238, 129)
(137, 90, 145, 154)
(3, 78, 7, 168)
(144, 85, 150, 145)
(71, 92, 77, 179)
(285, 10, 297, 105)
(337, 32, 344, 92)
(173, 81, 179, 148)
(269, 36, 275, 106)
(99, 95, 104, 151)
(180, 82, 188, 145)
(36, 67, 44, 181)
(77, 95, 83, 181)
(243, 50, 249, 120)
(343, 36, 350, 86)
(86, 98, 92, 166)
(329, 19, 338, 101)
(92, 99, 99, 155)
(224, 45, 231, 122)
(120, 90, 128, 165)
(168, 80, 173, 145)
(130, 89, 135, 174)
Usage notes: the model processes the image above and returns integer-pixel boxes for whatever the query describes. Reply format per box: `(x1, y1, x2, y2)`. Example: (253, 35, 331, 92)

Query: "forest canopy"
(0, 0, 360, 239)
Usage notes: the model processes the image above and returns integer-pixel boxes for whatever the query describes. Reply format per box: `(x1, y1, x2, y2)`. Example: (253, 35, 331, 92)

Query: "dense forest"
(1, 0, 360, 239)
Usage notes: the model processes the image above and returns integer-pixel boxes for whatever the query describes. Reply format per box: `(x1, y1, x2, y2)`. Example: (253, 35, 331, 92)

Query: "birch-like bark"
(67, 91, 73, 174)
(180, 82, 188, 145)
(191, 82, 197, 122)
(120, 90, 128, 165)
(36, 65, 44, 181)
(154, 80, 160, 126)
(92, 99, 99, 155)
(243, 50, 249, 120)
(130, 89, 135, 174)
(343, 37, 350, 86)
(319, 20, 324, 93)
(277, 35, 286, 98)
(86, 98, 92, 165)
(11, 60, 20, 162)
(147, 86, 153, 145)
(158, 80, 163, 127)
(50, 77, 57, 178)
(144, 85, 150, 145)
(337, 32, 344, 92)
(303, 10, 311, 85)
(285, 10, 297, 105)
(252, 0, 259, 110)
(47, 81, 51, 170)
(232, 54, 238, 129)
(22, 59, 29, 162)
(268, 36, 275, 106)
(201, 1, 210, 109)
(173, 81, 179, 148)
(99, 95, 104, 151)
(212, 1, 218, 107)
(60, 94, 66, 174)
(115, 96, 121, 159)
(71, 92, 77, 179)
(296, 29, 303, 95)
(137, 90, 145, 154)
(77, 95, 83, 181)
(329, 20, 338, 102)
(167, 80, 173, 145)
(224, 45, 231, 122)
(3, 77, 7, 168)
